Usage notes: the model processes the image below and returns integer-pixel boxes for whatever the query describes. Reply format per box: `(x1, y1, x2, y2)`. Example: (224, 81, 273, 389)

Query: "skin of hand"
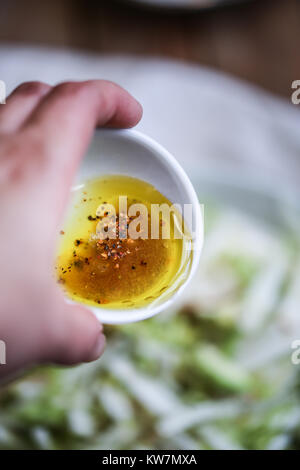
(0, 80, 143, 382)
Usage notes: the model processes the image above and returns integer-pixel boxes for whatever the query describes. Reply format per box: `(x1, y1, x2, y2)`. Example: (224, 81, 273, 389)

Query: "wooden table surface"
(0, 0, 299, 99)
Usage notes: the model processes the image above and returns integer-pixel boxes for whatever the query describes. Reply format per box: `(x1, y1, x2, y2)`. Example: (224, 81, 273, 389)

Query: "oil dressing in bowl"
(56, 175, 193, 310)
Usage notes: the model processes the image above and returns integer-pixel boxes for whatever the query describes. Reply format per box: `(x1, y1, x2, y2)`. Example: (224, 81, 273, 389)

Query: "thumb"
(44, 301, 106, 365)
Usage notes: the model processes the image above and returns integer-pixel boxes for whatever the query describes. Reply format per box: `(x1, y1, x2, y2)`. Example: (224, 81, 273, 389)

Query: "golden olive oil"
(56, 175, 192, 309)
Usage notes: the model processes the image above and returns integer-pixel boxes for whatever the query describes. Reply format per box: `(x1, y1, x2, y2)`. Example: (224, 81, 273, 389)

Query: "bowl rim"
(67, 128, 203, 324)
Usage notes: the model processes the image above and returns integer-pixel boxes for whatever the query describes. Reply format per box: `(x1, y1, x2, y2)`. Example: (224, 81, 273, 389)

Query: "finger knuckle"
(54, 81, 88, 99)
(15, 81, 50, 97)
(54, 80, 119, 102)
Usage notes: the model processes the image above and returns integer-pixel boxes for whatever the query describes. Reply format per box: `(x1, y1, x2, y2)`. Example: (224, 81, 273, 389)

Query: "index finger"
(22, 80, 143, 173)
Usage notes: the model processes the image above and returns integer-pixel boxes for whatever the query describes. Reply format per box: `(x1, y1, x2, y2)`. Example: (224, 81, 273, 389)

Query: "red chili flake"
(60, 230, 65, 235)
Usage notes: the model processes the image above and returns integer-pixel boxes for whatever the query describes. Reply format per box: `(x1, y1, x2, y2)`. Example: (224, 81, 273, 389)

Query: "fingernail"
(86, 332, 106, 362)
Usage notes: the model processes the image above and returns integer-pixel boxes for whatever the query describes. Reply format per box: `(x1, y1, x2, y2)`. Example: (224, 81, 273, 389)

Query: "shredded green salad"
(0, 204, 299, 450)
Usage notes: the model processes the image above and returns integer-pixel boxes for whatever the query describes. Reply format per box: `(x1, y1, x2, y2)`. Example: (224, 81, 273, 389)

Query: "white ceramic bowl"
(72, 129, 203, 324)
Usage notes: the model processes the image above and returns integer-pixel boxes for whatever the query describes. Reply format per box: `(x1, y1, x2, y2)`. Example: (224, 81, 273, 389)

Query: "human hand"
(0, 80, 142, 381)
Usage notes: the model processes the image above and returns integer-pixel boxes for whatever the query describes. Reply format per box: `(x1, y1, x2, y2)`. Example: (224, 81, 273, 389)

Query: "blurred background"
(0, 0, 300, 97)
(0, 0, 300, 450)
